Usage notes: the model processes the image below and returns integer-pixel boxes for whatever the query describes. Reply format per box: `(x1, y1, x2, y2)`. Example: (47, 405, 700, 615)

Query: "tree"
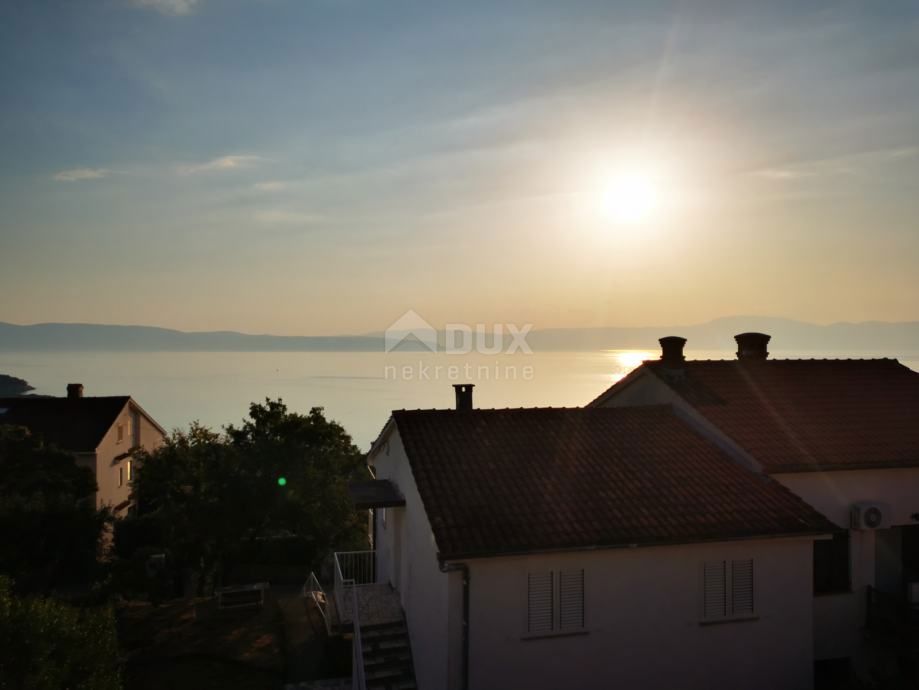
(0, 576, 121, 690)
(130, 400, 366, 593)
(0, 426, 108, 594)
(0, 374, 34, 397)
(225, 400, 367, 554)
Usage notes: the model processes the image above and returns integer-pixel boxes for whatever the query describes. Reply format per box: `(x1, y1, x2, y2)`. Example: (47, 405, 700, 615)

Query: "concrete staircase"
(360, 621, 417, 690)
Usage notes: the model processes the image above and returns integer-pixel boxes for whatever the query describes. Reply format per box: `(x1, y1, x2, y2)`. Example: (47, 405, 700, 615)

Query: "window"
(814, 533, 850, 594)
(380, 507, 387, 529)
(131, 412, 140, 446)
(702, 559, 755, 621)
(126, 461, 133, 483)
(527, 569, 585, 635)
(117, 424, 125, 443)
(118, 466, 124, 487)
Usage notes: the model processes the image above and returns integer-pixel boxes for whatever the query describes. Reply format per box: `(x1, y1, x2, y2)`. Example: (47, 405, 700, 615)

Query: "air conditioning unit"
(850, 502, 888, 530)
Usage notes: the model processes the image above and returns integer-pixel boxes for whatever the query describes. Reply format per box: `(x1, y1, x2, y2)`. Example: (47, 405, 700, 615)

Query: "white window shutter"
(559, 569, 585, 630)
(527, 572, 554, 634)
(703, 561, 727, 619)
(731, 559, 754, 616)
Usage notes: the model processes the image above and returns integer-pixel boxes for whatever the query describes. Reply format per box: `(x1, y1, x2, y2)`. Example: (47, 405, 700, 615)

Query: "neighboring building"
(589, 333, 919, 678)
(0, 383, 166, 514)
(353, 389, 836, 690)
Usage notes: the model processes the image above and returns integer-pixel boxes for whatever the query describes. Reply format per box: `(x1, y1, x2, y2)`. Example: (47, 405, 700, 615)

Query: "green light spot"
(277, 477, 287, 487)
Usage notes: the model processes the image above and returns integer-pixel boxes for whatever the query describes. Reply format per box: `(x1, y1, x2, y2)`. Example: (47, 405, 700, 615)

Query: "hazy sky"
(2, 0, 918, 335)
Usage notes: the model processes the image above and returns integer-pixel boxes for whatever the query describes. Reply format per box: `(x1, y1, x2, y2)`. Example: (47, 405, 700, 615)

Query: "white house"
(589, 332, 919, 682)
(0, 383, 166, 513)
(353, 386, 836, 690)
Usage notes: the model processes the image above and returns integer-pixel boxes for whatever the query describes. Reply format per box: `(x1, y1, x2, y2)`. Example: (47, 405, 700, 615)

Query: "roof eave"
(438, 527, 839, 562)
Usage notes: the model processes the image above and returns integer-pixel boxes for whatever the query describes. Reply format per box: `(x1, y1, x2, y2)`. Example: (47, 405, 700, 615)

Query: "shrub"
(0, 576, 121, 690)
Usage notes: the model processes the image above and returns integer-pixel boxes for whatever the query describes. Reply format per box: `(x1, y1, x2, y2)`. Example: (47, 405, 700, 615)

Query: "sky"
(1, 0, 918, 336)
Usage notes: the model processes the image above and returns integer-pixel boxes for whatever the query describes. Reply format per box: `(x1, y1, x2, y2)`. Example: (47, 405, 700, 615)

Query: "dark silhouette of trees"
(129, 399, 366, 594)
(0, 426, 108, 594)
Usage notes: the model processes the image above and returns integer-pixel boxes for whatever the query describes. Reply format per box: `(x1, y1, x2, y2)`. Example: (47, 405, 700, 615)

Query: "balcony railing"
(302, 571, 331, 635)
(333, 551, 375, 690)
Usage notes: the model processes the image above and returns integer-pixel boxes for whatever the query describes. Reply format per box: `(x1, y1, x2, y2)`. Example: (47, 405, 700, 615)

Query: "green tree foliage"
(0, 426, 108, 594)
(129, 400, 366, 592)
(0, 576, 121, 690)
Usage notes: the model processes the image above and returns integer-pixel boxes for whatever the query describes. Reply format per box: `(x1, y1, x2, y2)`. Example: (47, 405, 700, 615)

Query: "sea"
(2, 348, 917, 450)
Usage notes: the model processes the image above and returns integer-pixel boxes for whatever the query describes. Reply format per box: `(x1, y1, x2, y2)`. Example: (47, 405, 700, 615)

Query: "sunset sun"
(598, 166, 667, 225)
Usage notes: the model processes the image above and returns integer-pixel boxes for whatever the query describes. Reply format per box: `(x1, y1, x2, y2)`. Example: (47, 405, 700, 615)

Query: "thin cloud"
(751, 145, 918, 183)
(253, 209, 327, 225)
(253, 180, 290, 192)
(177, 155, 262, 176)
(52, 168, 111, 182)
(130, 0, 201, 15)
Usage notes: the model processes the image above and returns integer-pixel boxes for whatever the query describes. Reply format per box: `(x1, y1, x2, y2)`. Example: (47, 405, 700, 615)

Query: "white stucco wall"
(95, 401, 165, 511)
(465, 537, 816, 690)
(370, 428, 456, 690)
(774, 468, 919, 660)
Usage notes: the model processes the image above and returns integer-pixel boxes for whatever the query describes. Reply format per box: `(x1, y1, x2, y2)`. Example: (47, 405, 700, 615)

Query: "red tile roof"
(611, 358, 919, 473)
(389, 406, 835, 560)
(0, 396, 131, 452)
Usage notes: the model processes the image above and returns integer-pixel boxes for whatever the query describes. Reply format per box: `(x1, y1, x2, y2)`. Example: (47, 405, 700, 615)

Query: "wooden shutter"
(731, 559, 754, 616)
(527, 572, 554, 633)
(703, 561, 727, 619)
(559, 569, 585, 630)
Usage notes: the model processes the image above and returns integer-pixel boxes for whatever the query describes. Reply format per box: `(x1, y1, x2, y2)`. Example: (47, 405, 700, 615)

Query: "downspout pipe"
(440, 560, 470, 690)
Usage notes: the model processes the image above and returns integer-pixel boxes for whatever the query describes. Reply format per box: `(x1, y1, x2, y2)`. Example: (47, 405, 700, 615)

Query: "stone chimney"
(659, 336, 687, 368)
(66, 383, 84, 399)
(734, 332, 771, 361)
(453, 384, 475, 411)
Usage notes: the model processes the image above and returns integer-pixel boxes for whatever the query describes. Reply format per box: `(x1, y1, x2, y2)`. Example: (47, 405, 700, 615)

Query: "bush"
(0, 576, 122, 690)
(114, 514, 166, 559)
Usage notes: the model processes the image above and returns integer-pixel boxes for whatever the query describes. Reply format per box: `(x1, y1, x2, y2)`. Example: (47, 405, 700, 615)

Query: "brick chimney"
(66, 383, 84, 399)
(453, 384, 475, 411)
(658, 336, 687, 368)
(734, 332, 771, 361)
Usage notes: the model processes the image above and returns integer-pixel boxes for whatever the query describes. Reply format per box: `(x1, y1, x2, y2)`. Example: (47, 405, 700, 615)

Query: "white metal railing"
(333, 550, 375, 618)
(351, 585, 367, 690)
(334, 550, 376, 587)
(302, 571, 331, 635)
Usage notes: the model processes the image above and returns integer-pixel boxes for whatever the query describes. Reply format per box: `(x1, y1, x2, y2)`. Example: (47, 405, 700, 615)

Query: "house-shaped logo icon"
(385, 310, 438, 352)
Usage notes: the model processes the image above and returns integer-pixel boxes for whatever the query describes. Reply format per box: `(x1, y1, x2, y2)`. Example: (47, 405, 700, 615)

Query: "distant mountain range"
(1, 317, 919, 353)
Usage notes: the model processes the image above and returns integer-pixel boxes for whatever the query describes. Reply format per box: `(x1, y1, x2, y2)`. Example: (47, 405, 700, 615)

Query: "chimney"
(734, 332, 771, 361)
(66, 383, 84, 399)
(658, 336, 687, 368)
(453, 384, 475, 411)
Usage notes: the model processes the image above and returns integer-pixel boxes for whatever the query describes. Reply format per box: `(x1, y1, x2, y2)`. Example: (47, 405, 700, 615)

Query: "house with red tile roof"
(345, 387, 837, 690)
(0, 383, 166, 514)
(590, 332, 919, 681)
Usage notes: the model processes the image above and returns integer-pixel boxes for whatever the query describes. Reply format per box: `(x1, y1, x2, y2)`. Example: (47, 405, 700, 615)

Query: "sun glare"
(599, 168, 665, 225)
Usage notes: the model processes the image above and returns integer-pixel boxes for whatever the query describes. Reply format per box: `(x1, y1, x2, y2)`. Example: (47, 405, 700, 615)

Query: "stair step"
(366, 667, 407, 681)
(364, 659, 412, 673)
(364, 651, 412, 665)
(362, 626, 407, 639)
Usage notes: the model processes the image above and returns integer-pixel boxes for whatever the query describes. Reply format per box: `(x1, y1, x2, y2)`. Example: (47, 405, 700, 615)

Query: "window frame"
(700, 558, 757, 624)
(523, 568, 587, 639)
